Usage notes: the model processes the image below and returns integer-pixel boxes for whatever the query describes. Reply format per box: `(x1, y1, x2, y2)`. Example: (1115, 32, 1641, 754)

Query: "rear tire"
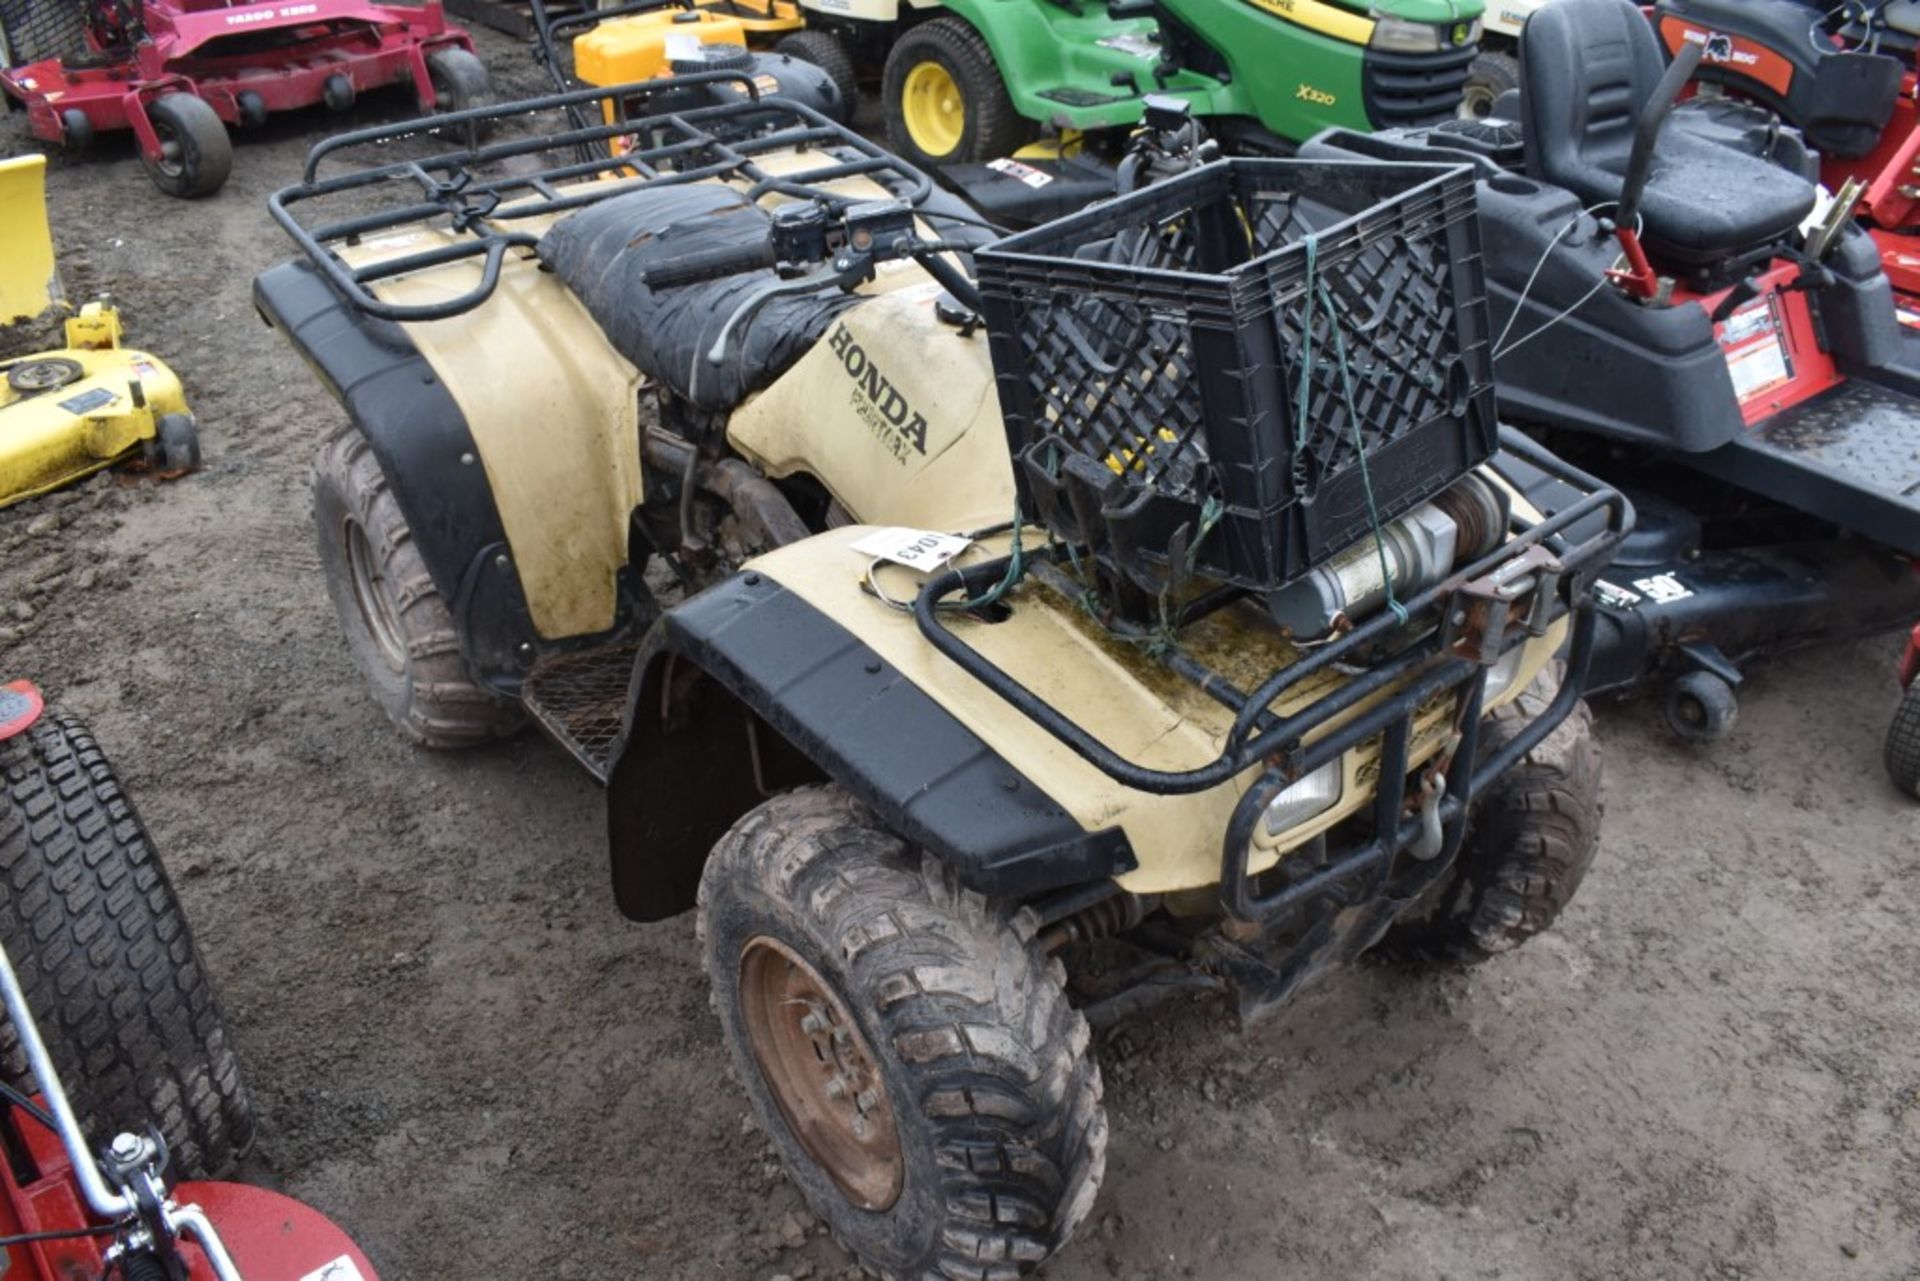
(698, 786, 1106, 1279)
(311, 426, 524, 748)
(0, 707, 254, 1176)
(1887, 681, 1920, 800)
(776, 31, 859, 124)
(1382, 663, 1603, 963)
(882, 17, 1030, 169)
(140, 94, 231, 199)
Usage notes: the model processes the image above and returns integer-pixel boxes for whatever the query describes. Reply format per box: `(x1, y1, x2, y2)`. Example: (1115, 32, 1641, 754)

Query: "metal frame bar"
(267, 81, 936, 322)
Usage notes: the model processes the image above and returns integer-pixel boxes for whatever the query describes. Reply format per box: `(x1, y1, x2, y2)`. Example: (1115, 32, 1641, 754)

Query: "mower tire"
(776, 31, 858, 124)
(141, 94, 231, 199)
(311, 426, 525, 748)
(1887, 681, 1920, 799)
(1382, 663, 1603, 963)
(152, 412, 200, 475)
(0, 706, 255, 1177)
(883, 17, 1030, 169)
(60, 109, 93, 156)
(1664, 669, 1738, 745)
(1459, 50, 1519, 120)
(427, 48, 494, 143)
(699, 786, 1106, 1279)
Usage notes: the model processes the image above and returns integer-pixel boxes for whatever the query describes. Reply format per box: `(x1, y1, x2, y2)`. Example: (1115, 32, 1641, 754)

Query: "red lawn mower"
(0, 680, 381, 1279)
(0, 0, 489, 197)
(1651, 0, 1920, 317)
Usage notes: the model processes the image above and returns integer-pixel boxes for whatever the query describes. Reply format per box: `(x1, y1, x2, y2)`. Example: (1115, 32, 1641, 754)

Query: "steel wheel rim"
(1459, 82, 1498, 120)
(344, 518, 408, 674)
(901, 60, 964, 157)
(153, 124, 185, 178)
(739, 935, 904, 1212)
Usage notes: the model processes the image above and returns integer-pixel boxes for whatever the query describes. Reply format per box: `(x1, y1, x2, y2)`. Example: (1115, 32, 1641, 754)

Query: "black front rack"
(267, 81, 940, 323)
(914, 429, 1633, 922)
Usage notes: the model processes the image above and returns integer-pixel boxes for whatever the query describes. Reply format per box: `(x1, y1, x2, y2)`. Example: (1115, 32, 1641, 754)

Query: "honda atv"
(0, 681, 378, 1279)
(256, 82, 1626, 1276)
(1307, 0, 1920, 790)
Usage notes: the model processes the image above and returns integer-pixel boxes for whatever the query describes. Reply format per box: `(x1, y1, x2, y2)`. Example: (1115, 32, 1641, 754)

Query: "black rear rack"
(914, 429, 1633, 922)
(266, 81, 939, 323)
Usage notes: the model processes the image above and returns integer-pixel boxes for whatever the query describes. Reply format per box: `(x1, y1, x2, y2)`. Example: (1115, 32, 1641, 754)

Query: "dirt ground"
(3, 29, 1918, 1280)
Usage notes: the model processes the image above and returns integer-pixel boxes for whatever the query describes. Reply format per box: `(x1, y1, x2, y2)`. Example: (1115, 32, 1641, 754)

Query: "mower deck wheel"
(427, 48, 494, 144)
(699, 786, 1106, 1279)
(1887, 681, 1920, 799)
(0, 707, 255, 1176)
(311, 425, 525, 748)
(60, 108, 94, 155)
(776, 31, 858, 124)
(882, 16, 1030, 169)
(142, 94, 232, 199)
(1664, 669, 1738, 744)
(155, 412, 200, 475)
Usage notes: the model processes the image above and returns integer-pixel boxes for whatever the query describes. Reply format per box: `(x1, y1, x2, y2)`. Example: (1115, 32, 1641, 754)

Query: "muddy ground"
(3, 28, 1918, 1280)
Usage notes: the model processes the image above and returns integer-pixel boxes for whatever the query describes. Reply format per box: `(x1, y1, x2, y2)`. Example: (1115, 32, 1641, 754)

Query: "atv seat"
(1520, 0, 1816, 266)
(539, 164, 991, 412)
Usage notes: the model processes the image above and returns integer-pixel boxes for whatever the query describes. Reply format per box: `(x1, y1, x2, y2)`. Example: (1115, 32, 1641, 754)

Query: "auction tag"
(299, 1258, 367, 1281)
(850, 527, 972, 571)
(986, 157, 1054, 189)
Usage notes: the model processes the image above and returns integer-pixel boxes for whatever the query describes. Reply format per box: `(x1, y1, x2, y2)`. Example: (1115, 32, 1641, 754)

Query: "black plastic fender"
(603, 571, 1135, 922)
(253, 259, 539, 691)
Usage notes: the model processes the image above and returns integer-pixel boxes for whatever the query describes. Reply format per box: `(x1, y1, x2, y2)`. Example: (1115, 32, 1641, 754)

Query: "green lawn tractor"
(769, 0, 1484, 220)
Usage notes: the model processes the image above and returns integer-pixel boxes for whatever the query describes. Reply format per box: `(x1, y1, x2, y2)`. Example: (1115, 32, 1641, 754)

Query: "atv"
(1305, 0, 1920, 789)
(0, 681, 378, 1279)
(256, 83, 1626, 1276)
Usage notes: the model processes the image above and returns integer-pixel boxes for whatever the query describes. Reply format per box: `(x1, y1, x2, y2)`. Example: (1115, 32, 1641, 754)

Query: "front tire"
(311, 426, 524, 748)
(882, 17, 1030, 169)
(698, 787, 1106, 1279)
(1383, 663, 1603, 963)
(141, 94, 231, 199)
(1887, 681, 1920, 799)
(0, 707, 254, 1176)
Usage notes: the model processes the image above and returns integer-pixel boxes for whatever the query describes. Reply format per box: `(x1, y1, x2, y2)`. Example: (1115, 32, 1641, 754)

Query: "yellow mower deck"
(0, 305, 195, 510)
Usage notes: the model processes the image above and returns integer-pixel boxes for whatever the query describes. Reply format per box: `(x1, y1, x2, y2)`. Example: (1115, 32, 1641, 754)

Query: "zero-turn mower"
(0, 153, 199, 510)
(256, 80, 1627, 1276)
(0, 680, 379, 1280)
(1308, 0, 1920, 792)
(0, 0, 490, 197)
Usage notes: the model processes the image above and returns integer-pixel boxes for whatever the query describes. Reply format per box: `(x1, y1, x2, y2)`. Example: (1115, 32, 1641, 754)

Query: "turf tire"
(1459, 49, 1520, 120)
(312, 426, 524, 748)
(1887, 681, 1920, 800)
(882, 16, 1030, 169)
(1382, 663, 1603, 963)
(698, 786, 1106, 1279)
(0, 707, 254, 1176)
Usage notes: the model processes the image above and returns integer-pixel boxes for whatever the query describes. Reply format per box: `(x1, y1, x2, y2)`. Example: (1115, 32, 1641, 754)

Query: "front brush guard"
(914, 429, 1632, 922)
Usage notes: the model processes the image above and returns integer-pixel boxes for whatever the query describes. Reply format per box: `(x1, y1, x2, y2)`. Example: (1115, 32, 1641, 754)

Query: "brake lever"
(703, 257, 869, 367)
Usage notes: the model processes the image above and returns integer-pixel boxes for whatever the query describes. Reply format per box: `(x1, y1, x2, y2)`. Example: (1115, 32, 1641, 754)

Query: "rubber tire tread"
(311, 425, 524, 748)
(141, 94, 231, 199)
(1460, 49, 1520, 119)
(697, 786, 1106, 1280)
(1886, 681, 1920, 800)
(0, 708, 254, 1177)
(777, 31, 859, 124)
(1381, 663, 1603, 964)
(882, 16, 1029, 168)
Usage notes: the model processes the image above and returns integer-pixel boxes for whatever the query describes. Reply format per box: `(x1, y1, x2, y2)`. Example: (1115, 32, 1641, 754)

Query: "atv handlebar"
(643, 239, 781, 289)
(1619, 37, 1705, 233)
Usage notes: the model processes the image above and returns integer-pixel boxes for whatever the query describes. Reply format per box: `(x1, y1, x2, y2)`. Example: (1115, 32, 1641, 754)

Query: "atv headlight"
(1481, 642, 1532, 706)
(1261, 759, 1345, 838)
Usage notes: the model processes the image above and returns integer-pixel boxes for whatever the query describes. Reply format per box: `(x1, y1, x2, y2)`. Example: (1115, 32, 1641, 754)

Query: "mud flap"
(0, 154, 61, 324)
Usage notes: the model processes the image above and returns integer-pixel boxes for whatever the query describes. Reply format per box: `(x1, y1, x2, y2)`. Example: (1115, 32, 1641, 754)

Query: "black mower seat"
(1520, 0, 1816, 265)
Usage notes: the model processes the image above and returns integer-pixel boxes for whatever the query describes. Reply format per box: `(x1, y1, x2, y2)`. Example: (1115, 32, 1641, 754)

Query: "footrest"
(1694, 380, 1920, 556)
(521, 642, 640, 781)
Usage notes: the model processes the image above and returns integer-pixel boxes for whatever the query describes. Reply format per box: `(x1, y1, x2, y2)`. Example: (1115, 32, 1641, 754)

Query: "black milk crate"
(975, 158, 1497, 596)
